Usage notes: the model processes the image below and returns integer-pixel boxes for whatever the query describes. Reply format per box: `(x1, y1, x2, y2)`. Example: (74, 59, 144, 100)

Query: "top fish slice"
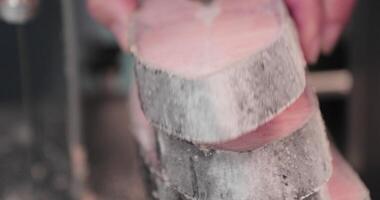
(133, 0, 306, 143)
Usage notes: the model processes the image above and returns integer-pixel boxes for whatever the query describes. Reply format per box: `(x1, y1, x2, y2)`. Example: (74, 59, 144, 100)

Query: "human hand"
(286, 0, 356, 63)
(87, 0, 355, 64)
(86, 0, 137, 51)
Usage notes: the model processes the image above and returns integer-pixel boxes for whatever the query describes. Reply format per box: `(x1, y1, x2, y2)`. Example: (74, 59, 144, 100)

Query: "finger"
(321, 0, 356, 54)
(285, 0, 324, 64)
(86, 0, 137, 50)
(86, 0, 136, 28)
(327, 146, 370, 200)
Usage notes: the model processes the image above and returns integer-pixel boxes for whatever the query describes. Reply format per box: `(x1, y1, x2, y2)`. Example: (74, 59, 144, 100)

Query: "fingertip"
(111, 24, 131, 51)
(321, 23, 342, 55)
(305, 36, 321, 64)
(86, 0, 138, 51)
(286, 0, 324, 64)
(321, 0, 356, 55)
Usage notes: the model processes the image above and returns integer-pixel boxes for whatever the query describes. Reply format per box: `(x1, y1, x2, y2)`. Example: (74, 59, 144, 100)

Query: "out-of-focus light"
(0, 0, 39, 25)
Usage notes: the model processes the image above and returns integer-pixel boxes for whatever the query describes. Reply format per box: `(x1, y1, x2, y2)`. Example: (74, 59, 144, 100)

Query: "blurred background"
(0, 0, 379, 199)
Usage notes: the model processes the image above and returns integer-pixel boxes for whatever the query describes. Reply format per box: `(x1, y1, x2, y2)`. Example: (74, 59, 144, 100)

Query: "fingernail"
(307, 37, 321, 64)
(322, 24, 341, 55)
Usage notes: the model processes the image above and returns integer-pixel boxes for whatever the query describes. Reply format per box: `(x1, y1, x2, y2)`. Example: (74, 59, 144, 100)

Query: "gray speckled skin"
(156, 184, 331, 200)
(155, 180, 192, 200)
(134, 17, 306, 143)
(156, 111, 332, 200)
(304, 186, 330, 200)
